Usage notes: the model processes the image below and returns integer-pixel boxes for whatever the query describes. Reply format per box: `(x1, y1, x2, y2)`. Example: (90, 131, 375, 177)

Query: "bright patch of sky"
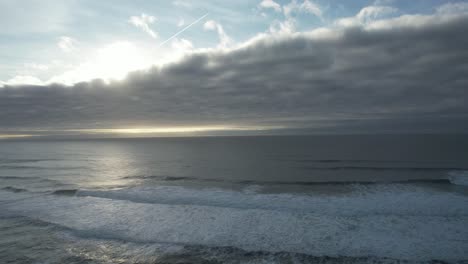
(0, 0, 465, 85)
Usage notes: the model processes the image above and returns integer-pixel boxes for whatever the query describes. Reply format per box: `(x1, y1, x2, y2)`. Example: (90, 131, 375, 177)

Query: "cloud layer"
(1, 8, 468, 134)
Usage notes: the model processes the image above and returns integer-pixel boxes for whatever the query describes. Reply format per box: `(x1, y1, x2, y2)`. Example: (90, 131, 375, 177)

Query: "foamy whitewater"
(1, 135, 467, 263)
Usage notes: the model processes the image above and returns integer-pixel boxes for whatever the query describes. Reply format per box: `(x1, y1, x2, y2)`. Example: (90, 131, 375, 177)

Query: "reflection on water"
(1, 135, 468, 263)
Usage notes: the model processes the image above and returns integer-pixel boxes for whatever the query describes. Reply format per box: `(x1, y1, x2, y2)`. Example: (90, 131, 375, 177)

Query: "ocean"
(0, 135, 467, 263)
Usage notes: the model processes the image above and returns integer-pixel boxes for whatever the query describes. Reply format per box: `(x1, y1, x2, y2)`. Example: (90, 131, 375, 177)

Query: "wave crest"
(75, 184, 468, 217)
(448, 170, 468, 186)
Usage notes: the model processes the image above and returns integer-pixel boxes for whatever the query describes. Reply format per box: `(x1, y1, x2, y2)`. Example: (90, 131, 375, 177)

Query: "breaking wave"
(448, 170, 468, 186)
(73, 184, 468, 217)
(2, 186, 467, 262)
(3, 215, 458, 264)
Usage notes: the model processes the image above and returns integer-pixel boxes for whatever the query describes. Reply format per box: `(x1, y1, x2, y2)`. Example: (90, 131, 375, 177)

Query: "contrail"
(159, 13, 209, 47)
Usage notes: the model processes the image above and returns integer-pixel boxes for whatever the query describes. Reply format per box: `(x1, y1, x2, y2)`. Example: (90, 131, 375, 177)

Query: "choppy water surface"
(1, 135, 468, 263)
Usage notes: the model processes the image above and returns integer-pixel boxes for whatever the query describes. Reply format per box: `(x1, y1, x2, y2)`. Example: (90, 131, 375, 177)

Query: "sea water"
(0, 135, 467, 263)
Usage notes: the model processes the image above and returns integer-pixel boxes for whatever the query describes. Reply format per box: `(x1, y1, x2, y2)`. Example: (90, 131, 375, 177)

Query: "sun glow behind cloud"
(46, 38, 198, 85)
(16, 12, 209, 86)
(49, 41, 153, 85)
(0, 9, 212, 86)
(75, 125, 280, 134)
(2, 1, 468, 136)
(0, 125, 283, 139)
(0, 134, 36, 139)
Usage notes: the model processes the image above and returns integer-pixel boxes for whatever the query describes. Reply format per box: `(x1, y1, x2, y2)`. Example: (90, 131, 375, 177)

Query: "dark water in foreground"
(0, 135, 468, 263)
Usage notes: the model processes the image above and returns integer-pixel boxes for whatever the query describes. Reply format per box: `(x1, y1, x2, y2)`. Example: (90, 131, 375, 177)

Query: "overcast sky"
(1, 0, 468, 137)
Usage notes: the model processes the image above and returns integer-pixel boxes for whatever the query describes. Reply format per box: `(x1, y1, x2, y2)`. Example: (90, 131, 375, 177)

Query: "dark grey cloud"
(1, 12, 468, 135)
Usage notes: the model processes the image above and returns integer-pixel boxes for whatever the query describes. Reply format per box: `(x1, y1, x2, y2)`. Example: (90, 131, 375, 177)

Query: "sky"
(0, 0, 468, 138)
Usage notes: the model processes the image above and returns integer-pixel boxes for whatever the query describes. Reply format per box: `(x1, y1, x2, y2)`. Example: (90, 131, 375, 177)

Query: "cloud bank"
(1, 6, 468, 135)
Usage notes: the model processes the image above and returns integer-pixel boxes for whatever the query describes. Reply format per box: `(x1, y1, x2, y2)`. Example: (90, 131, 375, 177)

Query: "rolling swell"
(0, 175, 68, 186)
(0, 158, 62, 164)
(0, 165, 87, 170)
(51, 189, 78, 196)
(0, 176, 41, 180)
(2, 186, 28, 193)
(300, 166, 468, 171)
(2, 187, 78, 197)
(122, 174, 453, 186)
(123, 175, 192, 181)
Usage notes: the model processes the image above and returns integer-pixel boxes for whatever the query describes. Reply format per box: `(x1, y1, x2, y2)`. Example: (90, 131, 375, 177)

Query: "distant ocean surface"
(1, 135, 467, 263)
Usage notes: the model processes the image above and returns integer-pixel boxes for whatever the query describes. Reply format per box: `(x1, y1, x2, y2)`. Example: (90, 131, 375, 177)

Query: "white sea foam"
(448, 170, 468, 186)
(74, 184, 468, 216)
(1, 185, 468, 261)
